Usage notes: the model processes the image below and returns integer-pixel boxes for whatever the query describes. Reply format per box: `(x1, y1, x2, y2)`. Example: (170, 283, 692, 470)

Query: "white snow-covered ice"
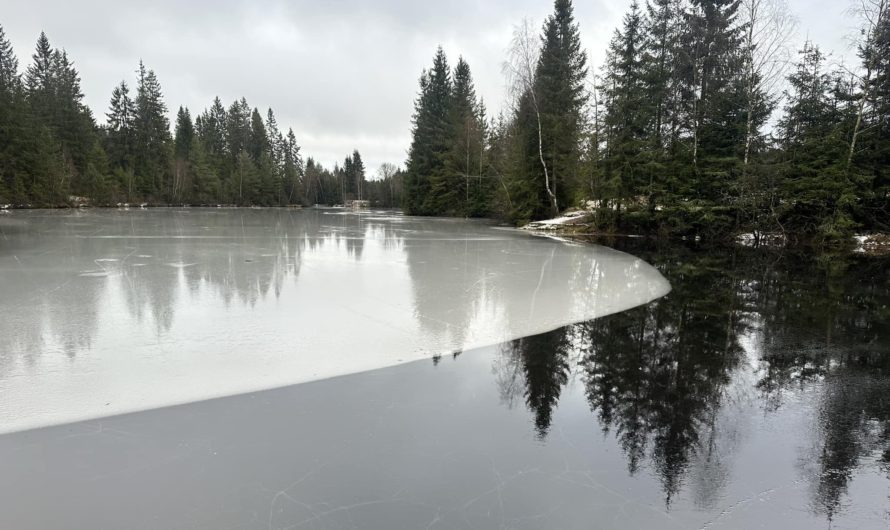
(0, 208, 670, 433)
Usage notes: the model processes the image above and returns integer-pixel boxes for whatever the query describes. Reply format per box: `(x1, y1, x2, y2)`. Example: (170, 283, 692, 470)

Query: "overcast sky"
(1, 0, 863, 173)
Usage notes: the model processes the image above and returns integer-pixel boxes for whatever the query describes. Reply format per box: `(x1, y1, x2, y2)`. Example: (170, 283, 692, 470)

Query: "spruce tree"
(643, 0, 682, 154)
(172, 106, 194, 202)
(665, 0, 748, 235)
(20, 34, 104, 202)
(246, 107, 274, 204)
(0, 27, 64, 205)
(677, 0, 746, 177)
(106, 81, 136, 175)
(265, 108, 286, 202)
(247, 107, 268, 164)
(196, 97, 228, 196)
(0, 23, 20, 203)
(188, 135, 217, 204)
(0, 24, 18, 95)
(133, 61, 171, 199)
(601, 0, 650, 221)
(24, 32, 53, 115)
(200, 96, 228, 159)
(532, 0, 588, 215)
(351, 149, 366, 200)
(52, 50, 102, 197)
(265, 109, 282, 165)
(855, 8, 890, 230)
(777, 43, 856, 238)
(225, 98, 252, 202)
(341, 153, 355, 200)
(404, 47, 452, 215)
(448, 56, 485, 216)
(283, 128, 302, 204)
(641, 0, 683, 212)
(174, 106, 194, 160)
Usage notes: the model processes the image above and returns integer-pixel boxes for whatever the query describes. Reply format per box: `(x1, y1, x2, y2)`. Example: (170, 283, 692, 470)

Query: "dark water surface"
(1, 236, 889, 529)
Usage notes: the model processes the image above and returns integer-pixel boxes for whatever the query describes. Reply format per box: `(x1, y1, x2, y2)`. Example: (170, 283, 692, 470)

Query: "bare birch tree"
(740, 0, 797, 165)
(378, 162, 399, 206)
(846, 0, 888, 171)
(503, 19, 559, 215)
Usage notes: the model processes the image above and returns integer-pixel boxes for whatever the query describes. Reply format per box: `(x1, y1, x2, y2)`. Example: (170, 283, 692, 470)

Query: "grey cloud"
(1, 0, 858, 171)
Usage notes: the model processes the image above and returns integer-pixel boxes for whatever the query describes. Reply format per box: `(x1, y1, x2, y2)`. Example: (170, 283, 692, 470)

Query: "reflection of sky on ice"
(0, 208, 669, 433)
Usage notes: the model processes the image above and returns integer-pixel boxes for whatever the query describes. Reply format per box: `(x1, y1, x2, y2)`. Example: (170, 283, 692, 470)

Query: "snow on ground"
(854, 233, 890, 254)
(521, 210, 592, 231)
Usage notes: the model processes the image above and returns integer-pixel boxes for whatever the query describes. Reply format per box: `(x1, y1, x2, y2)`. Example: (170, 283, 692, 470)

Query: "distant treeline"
(404, 0, 890, 242)
(0, 28, 403, 208)
(2, 0, 888, 242)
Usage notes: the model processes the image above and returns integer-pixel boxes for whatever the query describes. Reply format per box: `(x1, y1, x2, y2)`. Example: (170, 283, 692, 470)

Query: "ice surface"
(0, 208, 670, 433)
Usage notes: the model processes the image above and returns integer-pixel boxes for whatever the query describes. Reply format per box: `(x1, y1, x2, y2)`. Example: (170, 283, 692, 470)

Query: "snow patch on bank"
(521, 210, 592, 231)
(854, 233, 890, 254)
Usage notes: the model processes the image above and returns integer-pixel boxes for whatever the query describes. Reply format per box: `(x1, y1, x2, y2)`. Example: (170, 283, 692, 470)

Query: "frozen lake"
(1, 237, 887, 529)
(0, 208, 669, 433)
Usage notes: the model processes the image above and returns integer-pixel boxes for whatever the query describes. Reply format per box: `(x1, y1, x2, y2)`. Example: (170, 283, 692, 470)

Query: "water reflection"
(1, 235, 887, 529)
(488, 240, 890, 520)
(0, 209, 669, 433)
(505, 328, 572, 439)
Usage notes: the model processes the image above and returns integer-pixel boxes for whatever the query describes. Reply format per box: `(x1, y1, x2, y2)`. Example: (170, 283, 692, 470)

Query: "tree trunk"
(531, 92, 559, 216)
(848, 0, 888, 171)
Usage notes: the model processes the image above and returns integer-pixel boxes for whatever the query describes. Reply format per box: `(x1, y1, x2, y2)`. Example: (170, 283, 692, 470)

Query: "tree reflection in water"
(505, 328, 572, 439)
(492, 240, 890, 514)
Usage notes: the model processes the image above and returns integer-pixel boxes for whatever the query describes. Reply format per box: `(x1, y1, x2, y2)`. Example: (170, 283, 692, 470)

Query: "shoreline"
(3, 204, 889, 256)
(519, 209, 890, 257)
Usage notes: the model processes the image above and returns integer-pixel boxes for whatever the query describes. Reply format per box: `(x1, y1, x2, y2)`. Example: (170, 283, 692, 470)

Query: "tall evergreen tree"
(23, 32, 53, 113)
(247, 107, 268, 163)
(503, 0, 588, 222)
(20, 33, 104, 201)
(105, 81, 136, 198)
(640, 0, 683, 211)
(404, 47, 453, 215)
(198, 97, 228, 159)
(283, 128, 302, 204)
(196, 96, 228, 195)
(533, 0, 589, 215)
(0, 28, 64, 206)
(246, 107, 271, 204)
(677, 0, 746, 179)
(447, 57, 487, 216)
(225, 98, 253, 202)
(351, 149, 366, 200)
(265, 108, 285, 202)
(265, 109, 283, 164)
(341, 153, 355, 199)
(0, 24, 18, 95)
(643, 0, 682, 155)
(172, 106, 194, 201)
(854, 4, 890, 230)
(106, 82, 135, 164)
(777, 43, 856, 238)
(173, 106, 194, 160)
(601, 0, 650, 221)
(133, 61, 171, 198)
(0, 23, 20, 202)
